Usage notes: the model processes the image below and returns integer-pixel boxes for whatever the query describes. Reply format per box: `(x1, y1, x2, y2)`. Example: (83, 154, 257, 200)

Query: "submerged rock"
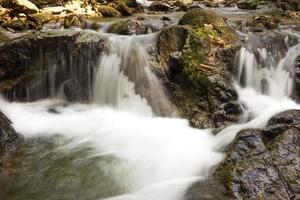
(214, 109, 300, 199)
(157, 8, 240, 128)
(0, 30, 105, 102)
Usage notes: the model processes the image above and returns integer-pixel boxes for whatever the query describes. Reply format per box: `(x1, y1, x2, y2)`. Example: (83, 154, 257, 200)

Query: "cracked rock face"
(214, 109, 300, 200)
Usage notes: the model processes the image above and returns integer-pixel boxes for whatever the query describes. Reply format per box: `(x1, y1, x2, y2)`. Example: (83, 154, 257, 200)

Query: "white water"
(1, 31, 300, 200)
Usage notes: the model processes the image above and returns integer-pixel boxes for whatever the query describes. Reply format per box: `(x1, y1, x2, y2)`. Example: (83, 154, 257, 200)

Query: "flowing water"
(0, 29, 300, 200)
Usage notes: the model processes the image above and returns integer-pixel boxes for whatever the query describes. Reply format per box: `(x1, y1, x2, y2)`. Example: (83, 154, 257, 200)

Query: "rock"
(277, 0, 300, 11)
(0, 30, 105, 102)
(149, 1, 171, 11)
(0, 6, 11, 20)
(157, 8, 240, 128)
(2, 19, 29, 31)
(65, 0, 97, 16)
(161, 16, 172, 21)
(107, 20, 151, 35)
(97, 5, 121, 17)
(0, 111, 21, 152)
(0, 29, 10, 43)
(236, 0, 258, 10)
(267, 109, 300, 126)
(214, 109, 300, 199)
(293, 56, 300, 102)
(41, 6, 65, 14)
(184, 178, 233, 200)
(203, 0, 219, 7)
(115, 2, 133, 16)
(245, 15, 280, 32)
(64, 13, 86, 28)
(26, 0, 64, 8)
(8, 0, 39, 14)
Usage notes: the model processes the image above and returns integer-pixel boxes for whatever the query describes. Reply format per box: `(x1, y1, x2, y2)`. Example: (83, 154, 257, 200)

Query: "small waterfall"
(234, 31, 300, 99)
(93, 34, 174, 116)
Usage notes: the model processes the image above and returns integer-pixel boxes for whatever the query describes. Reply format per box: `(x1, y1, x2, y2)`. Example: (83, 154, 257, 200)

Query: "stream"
(0, 8, 300, 200)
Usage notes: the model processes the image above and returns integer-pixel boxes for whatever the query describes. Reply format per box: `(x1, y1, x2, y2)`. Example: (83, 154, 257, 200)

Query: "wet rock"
(0, 111, 22, 152)
(4, 0, 39, 14)
(149, 1, 171, 11)
(184, 178, 233, 200)
(28, 0, 65, 8)
(0, 30, 105, 102)
(268, 109, 300, 126)
(0, 29, 10, 43)
(215, 129, 291, 199)
(292, 56, 300, 102)
(277, 0, 300, 11)
(245, 15, 280, 32)
(161, 16, 172, 21)
(115, 2, 133, 16)
(236, 0, 257, 10)
(63, 13, 86, 28)
(97, 5, 121, 17)
(157, 8, 240, 128)
(2, 19, 29, 31)
(107, 20, 151, 35)
(213, 101, 242, 127)
(203, 0, 219, 7)
(214, 109, 300, 199)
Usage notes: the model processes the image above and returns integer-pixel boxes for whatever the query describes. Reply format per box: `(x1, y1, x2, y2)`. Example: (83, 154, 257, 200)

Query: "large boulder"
(214, 109, 300, 199)
(0, 30, 105, 102)
(156, 8, 241, 128)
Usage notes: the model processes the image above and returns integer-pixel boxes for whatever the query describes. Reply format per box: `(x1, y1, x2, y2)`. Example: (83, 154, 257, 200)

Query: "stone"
(245, 15, 279, 32)
(107, 19, 151, 35)
(213, 109, 300, 199)
(0, 28, 10, 43)
(97, 5, 121, 17)
(115, 2, 133, 16)
(2, 19, 29, 31)
(10, 0, 39, 14)
(236, 0, 258, 10)
(0, 111, 22, 152)
(41, 6, 65, 14)
(156, 9, 240, 128)
(149, 1, 171, 11)
(64, 13, 86, 28)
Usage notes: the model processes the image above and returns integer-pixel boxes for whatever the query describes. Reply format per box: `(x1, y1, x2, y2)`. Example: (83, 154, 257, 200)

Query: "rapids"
(1, 29, 300, 200)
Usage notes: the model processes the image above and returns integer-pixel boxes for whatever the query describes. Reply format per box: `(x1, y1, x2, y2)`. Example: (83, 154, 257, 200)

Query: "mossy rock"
(179, 8, 238, 44)
(156, 8, 240, 128)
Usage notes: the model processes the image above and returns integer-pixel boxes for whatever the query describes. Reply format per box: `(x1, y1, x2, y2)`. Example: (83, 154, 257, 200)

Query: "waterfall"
(234, 31, 300, 99)
(1, 30, 300, 200)
(93, 34, 174, 116)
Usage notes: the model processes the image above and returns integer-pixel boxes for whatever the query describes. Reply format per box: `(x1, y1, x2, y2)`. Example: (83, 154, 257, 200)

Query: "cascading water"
(1, 29, 300, 200)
